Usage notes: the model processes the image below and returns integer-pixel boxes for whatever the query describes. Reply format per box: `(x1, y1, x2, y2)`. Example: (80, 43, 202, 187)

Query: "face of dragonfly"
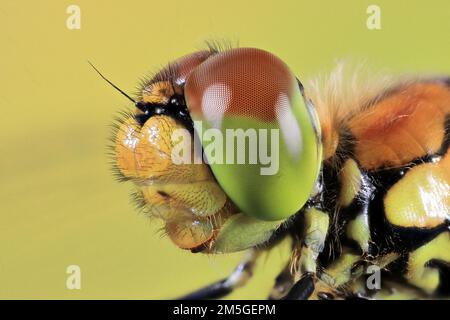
(113, 48, 322, 253)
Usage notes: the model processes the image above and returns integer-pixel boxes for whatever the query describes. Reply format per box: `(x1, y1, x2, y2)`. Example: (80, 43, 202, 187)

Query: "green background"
(1, 0, 449, 299)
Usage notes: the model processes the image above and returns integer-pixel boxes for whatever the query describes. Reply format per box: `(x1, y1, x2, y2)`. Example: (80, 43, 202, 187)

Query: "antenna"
(88, 61, 136, 104)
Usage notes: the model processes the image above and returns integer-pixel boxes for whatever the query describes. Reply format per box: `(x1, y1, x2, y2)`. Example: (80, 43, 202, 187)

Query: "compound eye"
(152, 50, 213, 86)
(185, 48, 298, 125)
(184, 48, 322, 221)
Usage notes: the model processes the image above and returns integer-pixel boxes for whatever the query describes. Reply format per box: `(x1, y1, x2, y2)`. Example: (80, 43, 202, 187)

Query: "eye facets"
(184, 48, 322, 221)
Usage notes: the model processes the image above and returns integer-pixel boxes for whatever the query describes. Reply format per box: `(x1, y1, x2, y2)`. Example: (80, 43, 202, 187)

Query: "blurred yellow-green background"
(0, 0, 449, 299)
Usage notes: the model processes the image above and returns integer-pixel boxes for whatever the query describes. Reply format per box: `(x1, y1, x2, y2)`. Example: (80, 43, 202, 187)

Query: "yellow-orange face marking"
(140, 181, 227, 219)
(115, 115, 176, 180)
(115, 117, 143, 179)
(142, 81, 177, 104)
(115, 114, 237, 250)
(349, 82, 450, 170)
(115, 115, 211, 182)
(165, 199, 237, 250)
(166, 217, 214, 250)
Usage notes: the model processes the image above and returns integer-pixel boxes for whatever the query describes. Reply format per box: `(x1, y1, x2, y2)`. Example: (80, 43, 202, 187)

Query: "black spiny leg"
(178, 250, 259, 300)
(178, 279, 233, 300)
(268, 263, 295, 300)
(282, 273, 315, 300)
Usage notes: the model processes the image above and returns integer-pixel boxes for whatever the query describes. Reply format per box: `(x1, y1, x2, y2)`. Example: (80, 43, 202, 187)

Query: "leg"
(282, 273, 315, 300)
(282, 207, 330, 300)
(319, 248, 363, 288)
(283, 249, 362, 300)
(178, 249, 259, 300)
(268, 262, 295, 300)
(295, 208, 330, 275)
(311, 252, 401, 299)
(283, 194, 375, 299)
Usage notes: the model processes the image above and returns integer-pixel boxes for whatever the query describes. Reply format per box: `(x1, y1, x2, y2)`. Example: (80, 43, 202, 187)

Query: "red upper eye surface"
(184, 48, 297, 123)
(151, 50, 213, 86)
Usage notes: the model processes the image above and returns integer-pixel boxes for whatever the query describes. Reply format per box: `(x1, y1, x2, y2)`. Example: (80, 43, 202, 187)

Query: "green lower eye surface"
(210, 213, 284, 253)
(191, 88, 322, 221)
